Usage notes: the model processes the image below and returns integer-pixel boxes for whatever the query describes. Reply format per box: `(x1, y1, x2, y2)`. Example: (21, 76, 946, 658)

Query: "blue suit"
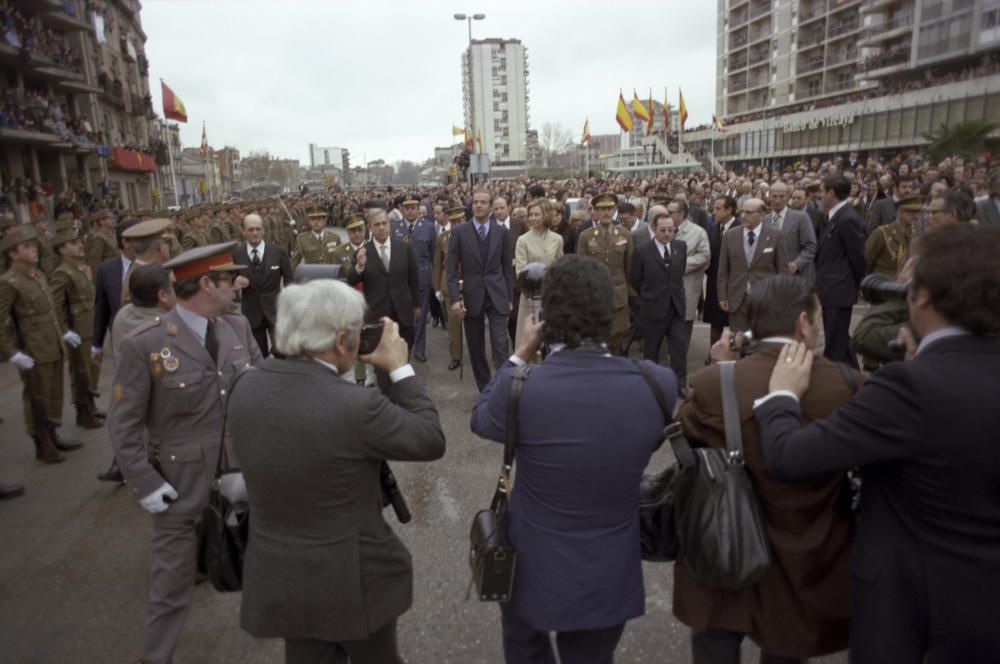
(93, 254, 126, 350)
(471, 350, 676, 658)
(392, 218, 436, 358)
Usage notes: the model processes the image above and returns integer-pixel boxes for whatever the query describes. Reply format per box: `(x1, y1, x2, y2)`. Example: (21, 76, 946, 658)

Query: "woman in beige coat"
(514, 198, 563, 347)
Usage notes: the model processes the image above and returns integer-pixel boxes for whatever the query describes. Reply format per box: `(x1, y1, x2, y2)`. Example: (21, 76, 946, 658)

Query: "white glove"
(139, 482, 178, 514)
(435, 290, 444, 303)
(10, 351, 35, 370)
(62, 331, 82, 348)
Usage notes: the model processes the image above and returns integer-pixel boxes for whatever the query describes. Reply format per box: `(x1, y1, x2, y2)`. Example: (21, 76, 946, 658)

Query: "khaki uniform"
(0, 267, 66, 435)
(577, 224, 633, 349)
(208, 220, 228, 244)
(223, 216, 242, 240)
(865, 220, 913, 278)
(37, 232, 59, 276)
(291, 229, 341, 268)
(163, 232, 183, 259)
(107, 308, 262, 664)
(84, 229, 119, 269)
(49, 259, 97, 400)
(432, 229, 463, 361)
(181, 227, 210, 251)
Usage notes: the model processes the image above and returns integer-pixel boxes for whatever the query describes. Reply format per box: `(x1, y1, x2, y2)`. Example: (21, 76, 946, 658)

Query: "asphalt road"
(0, 316, 858, 663)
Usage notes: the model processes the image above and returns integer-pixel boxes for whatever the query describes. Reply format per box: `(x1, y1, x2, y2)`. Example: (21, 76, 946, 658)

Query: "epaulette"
(131, 317, 163, 336)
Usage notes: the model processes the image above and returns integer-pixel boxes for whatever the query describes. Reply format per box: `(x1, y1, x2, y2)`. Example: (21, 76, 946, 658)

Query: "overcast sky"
(143, 0, 717, 166)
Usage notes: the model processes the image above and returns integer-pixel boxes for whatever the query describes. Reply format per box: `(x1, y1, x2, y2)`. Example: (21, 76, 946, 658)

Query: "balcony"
(827, 49, 858, 66)
(731, 79, 749, 92)
(748, 76, 769, 91)
(749, 3, 771, 21)
(799, 56, 825, 74)
(828, 18, 860, 39)
(730, 56, 748, 71)
(799, 31, 825, 48)
(825, 79, 857, 94)
(730, 12, 748, 29)
(859, 48, 909, 72)
(799, 6, 826, 25)
(749, 49, 770, 66)
(38, 1, 93, 33)
(859, 13, 913, 44)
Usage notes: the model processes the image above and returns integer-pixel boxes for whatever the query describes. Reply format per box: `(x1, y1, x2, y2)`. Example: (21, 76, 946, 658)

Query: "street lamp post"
(454, 12, 485, 183)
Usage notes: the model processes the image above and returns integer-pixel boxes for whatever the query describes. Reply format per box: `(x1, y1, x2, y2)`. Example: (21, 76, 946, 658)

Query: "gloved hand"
(435, 290, 444, 304)
(139, 482, 178, 514)
(62, 331, 82, 348)
(10, 351, 35, 370)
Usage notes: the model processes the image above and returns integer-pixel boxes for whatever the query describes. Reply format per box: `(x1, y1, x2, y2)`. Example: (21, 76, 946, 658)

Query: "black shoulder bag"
(468, 363, 531, 602)
(197, 368, 253, 593)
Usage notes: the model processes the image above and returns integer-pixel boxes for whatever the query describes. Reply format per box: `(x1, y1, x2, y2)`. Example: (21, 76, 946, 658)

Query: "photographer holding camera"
(229, 279, 445, 664)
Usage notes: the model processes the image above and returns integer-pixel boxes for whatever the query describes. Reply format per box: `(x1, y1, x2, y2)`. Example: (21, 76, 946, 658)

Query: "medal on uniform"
(160, 347, 172, 360)
(163, 357, 180, 373)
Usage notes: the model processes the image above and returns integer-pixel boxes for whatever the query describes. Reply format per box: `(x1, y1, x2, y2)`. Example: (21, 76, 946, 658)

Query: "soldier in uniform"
(33, 214, 59, 276)
(333, 213, 373, 384)
(291, 206, 340, 268)
(182, 210, 211, 250)
(392, 193, 437, 363)
(107, 242, 261, 664)
(433, 206, 467, 371)
(576, 193, 633, 352)
(0, 225, 84, 464)
(0, 212, 15, 273)
(49, 222, 103, 429)
(84, 208, 119, 270)
(121, 218, 172, 306)
(865, 195, 919, 278)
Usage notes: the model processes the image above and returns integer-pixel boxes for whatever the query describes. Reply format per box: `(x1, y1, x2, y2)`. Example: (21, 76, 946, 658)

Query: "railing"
(749, 49, 769, 65)
(731, 79, 749, 92)
(860, 49, 909, 72)
(799, 57, 825, 73)
(829, 18, 860, 38)
(749, 4, 771, 20)
(730, 57, 748, 70)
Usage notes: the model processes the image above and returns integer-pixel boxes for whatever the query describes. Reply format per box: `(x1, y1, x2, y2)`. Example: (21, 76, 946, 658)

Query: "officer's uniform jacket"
(432, 228, 452, 296)
(84, 229, 119, 269)
(49, 260, 95, 340)
(0, 267, 63, 363)
(107, 307, 262, 510)
(332, 242, 363, 281)
(291, 229, 341, 268)
(576, 224, 633, 312)
(181, 228, 210, 251)
(392, 218, 437, 286)
(865, 220, 913, 278)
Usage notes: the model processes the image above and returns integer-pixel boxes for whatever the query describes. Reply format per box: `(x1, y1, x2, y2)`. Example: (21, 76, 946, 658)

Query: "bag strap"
(214, 366, 255, 478)
(836, 362, 859, 395)
(632, 360, 696, 467)
(718, 361, 745, 461)
(490, 363, 532, 512)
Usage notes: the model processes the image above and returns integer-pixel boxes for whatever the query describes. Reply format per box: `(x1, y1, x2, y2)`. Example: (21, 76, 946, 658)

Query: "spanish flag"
(615, 91, 634, 132)
(679, 88, 689, 131)
(161, 81, 187, 123)
(632, 89, 651, 123)
(663, 90, 671, 133)
(646, 89, 655, 135)
(452, 124, 465, 136)
(581, 118, 591, 144)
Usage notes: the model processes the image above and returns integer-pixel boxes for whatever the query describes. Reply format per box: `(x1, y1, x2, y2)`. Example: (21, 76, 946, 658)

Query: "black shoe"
(94, 409, 107, 419)
(0, 483, 25, 499)
(431, 319, 439, 328)
(50, 429, 83, 452)
(356, 379, 365, 385)
(413, 354, 427, 363)
(448, 360, 460, 371)
(98, 459, 124, 483)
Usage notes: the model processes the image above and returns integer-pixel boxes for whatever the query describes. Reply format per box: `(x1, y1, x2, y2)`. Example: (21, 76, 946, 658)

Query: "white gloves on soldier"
(435, 291, 444, 303)
(62, 331, 82, 348)
(140, 482, 178, 514)
(10, 352, 35, 370)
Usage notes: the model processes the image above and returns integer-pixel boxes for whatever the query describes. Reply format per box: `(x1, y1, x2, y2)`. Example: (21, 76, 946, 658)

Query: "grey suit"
(631, 225, 654, 248)
(767, 207, 817, 283)
(108, 307, 262, 664)
(865, 196, 896, 236)
(975, 197, 1000, 226)
(230, 356, 444, 660)
(717, 224, 788, 331)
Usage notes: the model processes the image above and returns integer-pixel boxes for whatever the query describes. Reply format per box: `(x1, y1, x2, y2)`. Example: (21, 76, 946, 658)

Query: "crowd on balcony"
(0, 87, 98, 146)
(1, 1, 84, 73)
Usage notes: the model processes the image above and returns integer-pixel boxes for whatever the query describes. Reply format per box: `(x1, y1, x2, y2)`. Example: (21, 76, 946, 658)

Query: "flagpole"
(162, 122, 181, 208)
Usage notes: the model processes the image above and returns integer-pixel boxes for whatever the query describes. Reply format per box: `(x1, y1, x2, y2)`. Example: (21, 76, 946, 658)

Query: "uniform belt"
(18, 312, 57, 322)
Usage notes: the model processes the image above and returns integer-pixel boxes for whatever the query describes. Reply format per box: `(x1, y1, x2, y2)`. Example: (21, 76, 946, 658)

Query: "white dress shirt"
(313, 356, 414, 382)
(247, 240, 265, 262)
(828, 199, 849, 221)
(654, 238, 671, 260)
(373, 238, 391, 267)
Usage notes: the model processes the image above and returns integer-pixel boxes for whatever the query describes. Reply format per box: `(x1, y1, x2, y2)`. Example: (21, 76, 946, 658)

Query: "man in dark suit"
(814, 175, 866, 367)
(974, 171, 1000, 226)
(703, 196, 740, 350)
(446, 189, 513, 391)
(629, 211, 688, 391)
(755, 225, 1000, 664)
(349, 208, 419, 393)
(492, 195, 526, 345)
(233, 213, 292, 357)
(92, 219, 138, 364)
(864, 174, 914, 237)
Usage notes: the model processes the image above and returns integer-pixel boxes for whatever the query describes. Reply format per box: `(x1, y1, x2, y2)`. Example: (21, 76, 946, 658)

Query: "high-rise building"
(308, 144, 346, 170)
(462, 38, 530, 175)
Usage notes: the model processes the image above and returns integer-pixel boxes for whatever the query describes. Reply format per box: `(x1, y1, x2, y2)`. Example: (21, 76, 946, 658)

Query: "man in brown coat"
(673, 275, 857, 663)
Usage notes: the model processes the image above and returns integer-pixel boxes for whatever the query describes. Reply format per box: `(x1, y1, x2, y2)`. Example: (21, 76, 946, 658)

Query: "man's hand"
(62, 330, 82, 348)
(710, 327, 739, 362)
(719, 300, 729, 313)
(509, 302, 513, 314)
(451, 301, 466, 318)
(91, 347, 103, 365)
(360, 317, 408, 373)
(10, 351, 35, 371)
(896, 256, 915, 283)
(788, 262, 799, 274)
(139, 482, 178, 514)
(768, 342, 814, 399)
(355, 246, 367, 271)
(514, 316, 544, 363)
(895, 325, 918, 361)
(234, 275, 250, 290)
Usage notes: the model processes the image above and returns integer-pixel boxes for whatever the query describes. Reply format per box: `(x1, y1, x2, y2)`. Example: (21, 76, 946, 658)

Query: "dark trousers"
(691, 630, 804, 664)
(465, 299, 508, 391)
(284, 620, 403, 664)
(822, 306, 857, 368)
(428, 287, 445, 326)
(412, 280, 431, 358)
(501, 608, 625, 664)
(251, 324, 273, 358)
(508, 287, 521, 345)
(643, 310, 687, 387)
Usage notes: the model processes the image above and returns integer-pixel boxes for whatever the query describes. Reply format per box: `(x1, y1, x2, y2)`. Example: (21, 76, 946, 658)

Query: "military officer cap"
(344, 214, 365, 231)
(897, 196, 923, 212)
(400, 193, 420, 207)
(0, 224, 37, 253)
(590, 192, 618, 209)
(122, 217, 172, 240)
(88, 207, 112, 223)
(804, 179, 821, 192)
(648, 192, 671, 207)
(51, 222, 80, 249)
(306, 206, 327, 218)
(0, 213, 15, 231)
(164, 241, 246, 281)
(446, 206, 466, 222)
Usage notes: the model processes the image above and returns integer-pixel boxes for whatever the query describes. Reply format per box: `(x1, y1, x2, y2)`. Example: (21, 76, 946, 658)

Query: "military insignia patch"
(166, 322, 178, 336)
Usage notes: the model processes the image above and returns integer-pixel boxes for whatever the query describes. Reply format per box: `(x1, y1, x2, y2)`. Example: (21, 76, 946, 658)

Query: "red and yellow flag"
(631, 89, 651, 123)
(615, 91, 634, 132)
(581, 118, 591, 144)
(663, 90, 671, 134)
(679, 88, 689, 131)
(161, 81, 187, 123)
(646, 89, 655, 135)
(452, 124, 465, 136)
(464, 128, 474, 151)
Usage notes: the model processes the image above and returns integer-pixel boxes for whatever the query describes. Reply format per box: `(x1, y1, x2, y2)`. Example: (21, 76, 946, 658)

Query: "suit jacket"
(391, 218, 437, 286)
(815, 203, 866, 308)
(805, 204, 826, 236)
(767, 207, 817, 284)
(92, 254, 126, 350)
(754, 335, 1000, 662)
(232, 356, 445, 642)
(631, 225, 654, 248)
(234, 242, 293, 329)
(688, 204, 709, 231)
(865, 196, 896, 236)
(471, 351, 676, 631)
(703, 218, 740, 327)
(446, 219, 513, 317)
(674, 345, 857, 657)
(347, 239, 419, 326)
(716, 224, 788, 312)
(975, 196, 1000, 226)
(628, 239, 686, 321)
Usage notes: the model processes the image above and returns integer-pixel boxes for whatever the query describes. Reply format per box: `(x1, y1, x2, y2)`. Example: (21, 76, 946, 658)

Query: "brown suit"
(674, 344, 858, 657)
(716, 224, 787, 330)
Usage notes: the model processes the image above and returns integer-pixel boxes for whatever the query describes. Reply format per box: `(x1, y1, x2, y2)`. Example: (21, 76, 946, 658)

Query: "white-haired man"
(232, 213, 293, 357)
(230, 279, 445, 664)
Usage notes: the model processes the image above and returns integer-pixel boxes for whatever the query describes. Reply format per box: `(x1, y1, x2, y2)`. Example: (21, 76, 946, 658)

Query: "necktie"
(663, 244, 671, 266)
(478, 224, 487, 241)
(205, 319, 218, 364)
(380, 244, 390, 269)
(772, 213, 781, 229)
(251, 248, 260, 267)
(748, 229, 756, 247)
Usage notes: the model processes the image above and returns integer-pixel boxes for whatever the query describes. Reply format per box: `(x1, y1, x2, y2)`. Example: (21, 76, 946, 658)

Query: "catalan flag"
(679, 88, 689, 131)
(632, 89, 651, 123)
(615, 91, 634, 133)
(464, 128, 474, 151)
(161, 81, 187, 123)
(581, 118, 591, 144)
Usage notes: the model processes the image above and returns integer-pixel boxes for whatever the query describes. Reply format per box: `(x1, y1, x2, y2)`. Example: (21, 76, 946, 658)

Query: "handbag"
(196, 368, 253, 593)
(468, 363, 531, 602)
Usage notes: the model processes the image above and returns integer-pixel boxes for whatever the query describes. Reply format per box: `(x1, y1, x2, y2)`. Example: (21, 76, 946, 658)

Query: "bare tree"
(539, 122, 574, 164)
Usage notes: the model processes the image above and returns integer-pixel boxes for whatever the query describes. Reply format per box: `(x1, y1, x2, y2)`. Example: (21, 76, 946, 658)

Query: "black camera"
(517, 262, 547, 322)
(861, 274, 909, 305)
(358, 323, 383, 356)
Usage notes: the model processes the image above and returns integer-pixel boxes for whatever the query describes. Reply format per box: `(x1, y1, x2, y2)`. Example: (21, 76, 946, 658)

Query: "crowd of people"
(0, 0, 83, 73)
(1, 149, 999, 663)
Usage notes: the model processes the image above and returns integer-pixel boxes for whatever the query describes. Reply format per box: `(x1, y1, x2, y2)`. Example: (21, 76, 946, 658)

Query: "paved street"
(0, 317, 856, 663)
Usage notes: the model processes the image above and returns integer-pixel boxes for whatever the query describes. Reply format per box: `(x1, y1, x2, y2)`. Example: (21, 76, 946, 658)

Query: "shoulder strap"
(632, 360, 696, 467)
(216, 366, 255, 476)
(718, 361, 745, 459)
(489, 363, 531, 511)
